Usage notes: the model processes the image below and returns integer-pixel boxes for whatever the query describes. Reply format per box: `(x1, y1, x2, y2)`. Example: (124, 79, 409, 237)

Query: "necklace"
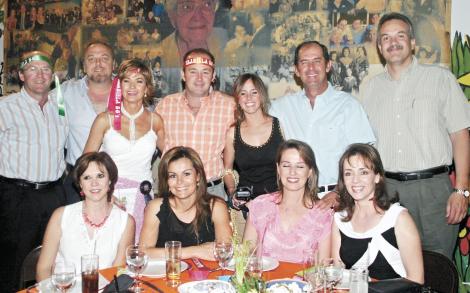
(121, 106, 144, 142)
(82, 206, 111, 228)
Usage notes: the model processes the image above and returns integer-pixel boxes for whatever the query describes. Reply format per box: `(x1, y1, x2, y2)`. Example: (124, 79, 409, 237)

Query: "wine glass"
(213, 241, 233, 274)
(51, 261, 76, 292)
(126, 244, 149, 292)
(322, 258, 345, 290)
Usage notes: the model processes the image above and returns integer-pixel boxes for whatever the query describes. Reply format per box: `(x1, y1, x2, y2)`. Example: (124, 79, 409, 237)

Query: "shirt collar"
(384, 56, 418, 80)
(302, 82, 334, 104)
(21, 87, 51, 106)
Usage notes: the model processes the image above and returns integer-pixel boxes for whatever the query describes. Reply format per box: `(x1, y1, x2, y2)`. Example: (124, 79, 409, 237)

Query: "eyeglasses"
(23, 65, 52, 75)
(176, 0, 216, 16)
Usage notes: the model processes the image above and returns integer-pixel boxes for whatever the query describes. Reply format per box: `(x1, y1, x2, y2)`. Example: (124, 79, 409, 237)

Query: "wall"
(0, 0, 453, 103)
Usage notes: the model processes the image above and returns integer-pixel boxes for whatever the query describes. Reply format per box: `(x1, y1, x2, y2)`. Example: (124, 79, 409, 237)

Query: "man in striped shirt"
(0, 51, 68, 291)
(360, 13, 470, 259)
(156, 48, 235, 200)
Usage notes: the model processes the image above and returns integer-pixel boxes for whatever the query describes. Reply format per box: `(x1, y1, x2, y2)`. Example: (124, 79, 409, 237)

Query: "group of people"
(0, 12, 469, 292)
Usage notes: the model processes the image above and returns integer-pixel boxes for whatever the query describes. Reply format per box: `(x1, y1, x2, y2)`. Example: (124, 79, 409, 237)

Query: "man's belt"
(319, 184, 337, 193)
(207, 178, 222, 187)
(0, 175, 61, 190)
(385, 165, 450, 182)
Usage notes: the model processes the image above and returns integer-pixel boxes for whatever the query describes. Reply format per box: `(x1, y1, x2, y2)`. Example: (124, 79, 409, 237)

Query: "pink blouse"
(247, 192, 333, 263)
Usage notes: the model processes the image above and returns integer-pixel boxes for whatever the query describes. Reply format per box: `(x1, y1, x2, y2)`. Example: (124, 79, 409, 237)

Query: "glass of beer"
(81, 254, 99, 293)
(165, 241, 182, 287)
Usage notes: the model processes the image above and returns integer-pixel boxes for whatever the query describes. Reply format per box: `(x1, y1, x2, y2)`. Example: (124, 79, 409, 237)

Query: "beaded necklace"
(82, 205, 111, 228)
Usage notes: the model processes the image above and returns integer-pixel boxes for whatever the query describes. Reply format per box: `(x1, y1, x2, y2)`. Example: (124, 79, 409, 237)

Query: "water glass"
(51, 261, 76, 292)
(165, 241, 182, 287)
(349, 267, 368, 293)
(247, 255, 263, 279)
(213, 241, 233, 272)
(322, 258, 344, 290)
(81, 254, 99, 293)
(126, 244, 148, 292)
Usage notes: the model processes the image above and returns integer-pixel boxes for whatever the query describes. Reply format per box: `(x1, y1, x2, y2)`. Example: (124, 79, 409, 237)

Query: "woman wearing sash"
(84, 59, 164, 241)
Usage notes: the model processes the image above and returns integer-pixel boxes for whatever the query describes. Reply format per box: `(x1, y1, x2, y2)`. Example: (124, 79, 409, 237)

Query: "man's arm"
(446, 128, 470, 224)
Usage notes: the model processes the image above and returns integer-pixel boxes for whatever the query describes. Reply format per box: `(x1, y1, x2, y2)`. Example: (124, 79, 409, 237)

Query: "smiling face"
(342, 155, 380, 203)
(378, 19, 415, 67)
(294, 43, 331, 90)
(79, 161, 111, 203)
(19, 60, 53, 99)
(182, 52, 215, 98)
(83, 43, 114, 83)
(237, 78, 262, 115)
(121, 70, 147, 103)
(170, 0, 216, 46)
(277, 148, 313, 193)
(167, 157, 200, 200)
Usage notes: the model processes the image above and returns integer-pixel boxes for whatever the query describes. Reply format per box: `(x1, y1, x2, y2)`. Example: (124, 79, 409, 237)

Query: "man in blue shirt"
(270, 41, 375, 209)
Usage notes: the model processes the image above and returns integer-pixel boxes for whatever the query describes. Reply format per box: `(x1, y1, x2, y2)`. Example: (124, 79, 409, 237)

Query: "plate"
(37, 274, 109, 292)
(178, 280, 236, 293)
(226, 256, 279, 272)
(126, 259, 189, 278)
(266, 279, 309, 292)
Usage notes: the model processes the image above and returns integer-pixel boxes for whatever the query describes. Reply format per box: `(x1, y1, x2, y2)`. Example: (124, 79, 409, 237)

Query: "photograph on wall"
(2, 0, 452, 98)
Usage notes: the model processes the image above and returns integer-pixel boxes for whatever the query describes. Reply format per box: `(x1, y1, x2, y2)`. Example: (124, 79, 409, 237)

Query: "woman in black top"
(140, 147, 232, 260)
(223, 73, 284, 210)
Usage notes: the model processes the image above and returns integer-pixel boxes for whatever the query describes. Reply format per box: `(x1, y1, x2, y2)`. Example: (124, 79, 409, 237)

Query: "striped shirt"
(156, 90, 235, 180)
(0, 88, 68, 181)
(360, 57, 470, 172)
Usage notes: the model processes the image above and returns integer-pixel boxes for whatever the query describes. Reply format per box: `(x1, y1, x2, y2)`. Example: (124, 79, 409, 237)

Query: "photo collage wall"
(2, 0, 452, 102)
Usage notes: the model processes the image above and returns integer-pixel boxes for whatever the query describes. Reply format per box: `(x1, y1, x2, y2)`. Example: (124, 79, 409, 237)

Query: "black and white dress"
(334, 203, 407, 280)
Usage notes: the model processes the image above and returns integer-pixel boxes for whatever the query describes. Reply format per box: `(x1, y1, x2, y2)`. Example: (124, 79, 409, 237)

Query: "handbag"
(102, 274, 134, 293)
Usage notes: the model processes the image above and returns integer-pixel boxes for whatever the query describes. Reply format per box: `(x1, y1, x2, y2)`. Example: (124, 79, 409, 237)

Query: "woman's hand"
(190, 242, 215, 261)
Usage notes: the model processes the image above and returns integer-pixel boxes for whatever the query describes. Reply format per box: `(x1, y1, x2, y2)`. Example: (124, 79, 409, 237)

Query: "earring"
(196, 181, 200, 187)
(79, 191, 84, 197)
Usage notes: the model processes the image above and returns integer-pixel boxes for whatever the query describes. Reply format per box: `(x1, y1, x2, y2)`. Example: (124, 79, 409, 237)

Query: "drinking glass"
(213, 241, 233, 274)
(322, 258, 345, 290)
(81, 254, 99, 293)
(51, 261, 76, 292)
(126, 244, 148, 292)
(349, 267, 369, 293)
(165, 241, 182, 287)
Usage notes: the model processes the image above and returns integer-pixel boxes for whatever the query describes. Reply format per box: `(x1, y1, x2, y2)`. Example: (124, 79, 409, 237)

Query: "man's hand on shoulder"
(446, 191, 469, 224)
(317, 191, 339, 210)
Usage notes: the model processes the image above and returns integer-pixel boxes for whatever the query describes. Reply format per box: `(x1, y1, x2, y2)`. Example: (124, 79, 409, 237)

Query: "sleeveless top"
(156, 197, 216, 247)
(56, 201, 128, 270)
(102, 113, 157, 241)
(247, 192, 333, 263)
(234, 117, 283, 197)
(335, 203, 407, 280)
(102, 113, 157, 183)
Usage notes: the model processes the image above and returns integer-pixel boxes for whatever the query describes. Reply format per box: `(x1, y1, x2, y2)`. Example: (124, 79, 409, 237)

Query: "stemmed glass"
(126, 244, 149, 292)
(213, 241, 234, 274)
(51, 261, 76, 292)
(322, 258, 345, 291)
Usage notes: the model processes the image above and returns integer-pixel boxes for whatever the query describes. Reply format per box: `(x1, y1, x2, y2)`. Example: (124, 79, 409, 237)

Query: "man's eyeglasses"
(176, 0, 216, 16)
(23, 65, 52, 75)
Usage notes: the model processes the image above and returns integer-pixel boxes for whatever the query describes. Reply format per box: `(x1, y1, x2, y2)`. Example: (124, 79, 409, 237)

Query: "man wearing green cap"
(0, 50, 68, 291)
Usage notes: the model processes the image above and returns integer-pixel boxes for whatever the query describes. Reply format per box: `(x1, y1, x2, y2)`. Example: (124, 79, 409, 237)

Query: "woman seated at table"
(331, 143, 424, 284)
(243, 140, 333, 263)
(36, 152, 135, 281)
(140, 146, 232, 260)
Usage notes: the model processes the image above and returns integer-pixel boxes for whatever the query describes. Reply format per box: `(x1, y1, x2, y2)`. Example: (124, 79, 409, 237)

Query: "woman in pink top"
(243, 140, 333, 263)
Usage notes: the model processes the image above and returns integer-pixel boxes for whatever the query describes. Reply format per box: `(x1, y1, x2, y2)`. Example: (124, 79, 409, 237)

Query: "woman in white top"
(84, 59, 165, 240)
(331, 143, 424, 284)
(36, 152, 135, 281)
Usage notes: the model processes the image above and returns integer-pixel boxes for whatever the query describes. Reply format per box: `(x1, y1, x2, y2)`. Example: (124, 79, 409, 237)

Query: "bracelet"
(221, 169, 239, 187)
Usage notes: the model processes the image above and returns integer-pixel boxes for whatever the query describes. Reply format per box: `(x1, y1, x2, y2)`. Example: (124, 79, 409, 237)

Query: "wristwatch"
(453, 188, 470, 198)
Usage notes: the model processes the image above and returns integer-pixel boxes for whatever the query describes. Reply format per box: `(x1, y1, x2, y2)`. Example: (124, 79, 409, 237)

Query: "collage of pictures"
(2, 0, 451, 102)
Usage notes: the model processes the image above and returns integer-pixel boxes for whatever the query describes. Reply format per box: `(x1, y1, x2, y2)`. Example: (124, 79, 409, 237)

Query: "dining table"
(99, 259, 304, 292)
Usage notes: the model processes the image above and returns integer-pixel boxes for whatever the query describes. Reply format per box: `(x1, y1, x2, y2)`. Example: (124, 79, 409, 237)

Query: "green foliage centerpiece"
(231, 238, 266, 293)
